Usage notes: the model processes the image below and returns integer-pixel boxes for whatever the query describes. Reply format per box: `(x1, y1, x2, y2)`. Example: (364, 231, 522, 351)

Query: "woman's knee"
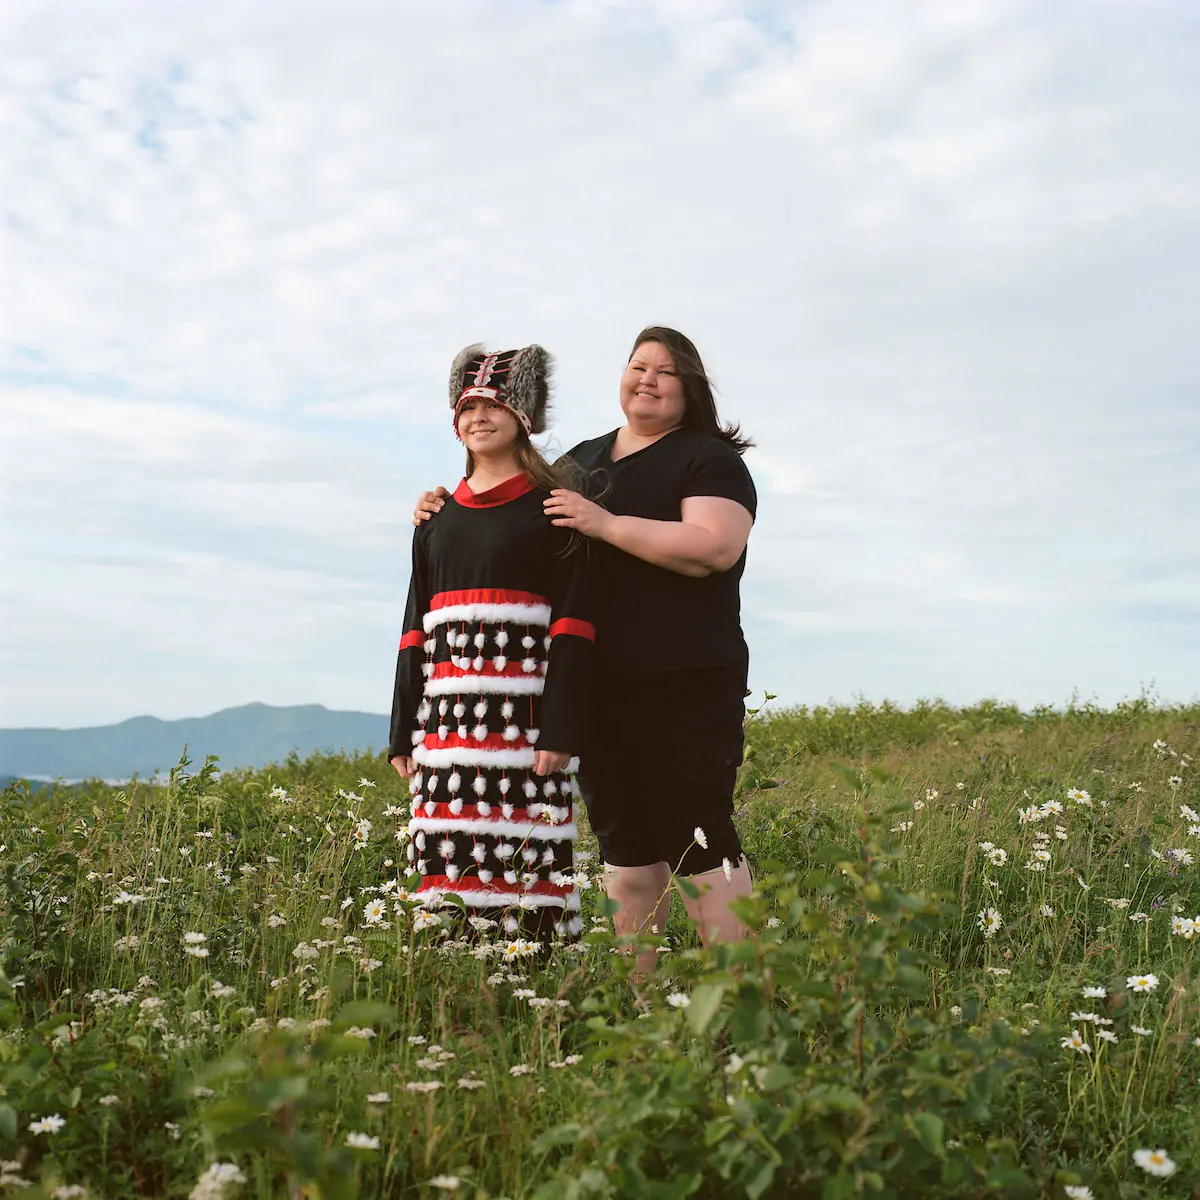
(604, 861, 670, 901)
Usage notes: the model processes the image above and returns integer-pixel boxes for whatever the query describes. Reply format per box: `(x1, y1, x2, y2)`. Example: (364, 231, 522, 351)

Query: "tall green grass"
(1, 698, 1197, 1197)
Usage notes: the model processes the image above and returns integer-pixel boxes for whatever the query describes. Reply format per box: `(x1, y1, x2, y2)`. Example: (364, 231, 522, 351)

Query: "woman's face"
(619, 340, 686, 434)
(456, 397, 520, 456)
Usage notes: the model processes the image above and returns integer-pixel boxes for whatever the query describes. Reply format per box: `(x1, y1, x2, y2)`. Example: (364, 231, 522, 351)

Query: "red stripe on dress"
(429, 588, 549, 610)
(420, 731, 533, 753)
(418, 875, 571, 897)
(399, 629, 426, 651)
(548, 618, 595, 642)
(413, 802, 572, 826)
(428, 660, 543, 681)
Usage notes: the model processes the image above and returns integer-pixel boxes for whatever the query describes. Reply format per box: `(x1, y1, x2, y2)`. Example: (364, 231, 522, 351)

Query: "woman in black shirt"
(416, 327, 755, 976)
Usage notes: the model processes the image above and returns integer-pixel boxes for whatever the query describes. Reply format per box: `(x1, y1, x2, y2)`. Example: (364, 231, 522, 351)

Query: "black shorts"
(578, 667, 746, 876)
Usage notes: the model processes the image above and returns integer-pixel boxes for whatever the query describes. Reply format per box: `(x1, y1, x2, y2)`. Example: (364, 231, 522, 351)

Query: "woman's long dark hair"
(629, 325, 753, 455)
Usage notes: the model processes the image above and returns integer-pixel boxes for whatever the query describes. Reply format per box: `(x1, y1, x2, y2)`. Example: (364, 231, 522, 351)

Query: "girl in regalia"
(388, 344, 593, 941)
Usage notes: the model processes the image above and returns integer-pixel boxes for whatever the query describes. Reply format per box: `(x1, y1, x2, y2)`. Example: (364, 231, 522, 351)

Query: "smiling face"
(619, 340, 687, 435)
(455, 397, 521, 457)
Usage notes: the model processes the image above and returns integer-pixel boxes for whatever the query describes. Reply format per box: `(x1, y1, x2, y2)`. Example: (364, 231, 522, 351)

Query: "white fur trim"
(423, 603, 551, 632)
(424, 674, 545, 697)
(413, 745, 536, 769)
(409, 817, 578, 842)
(425, 889, 568, 909)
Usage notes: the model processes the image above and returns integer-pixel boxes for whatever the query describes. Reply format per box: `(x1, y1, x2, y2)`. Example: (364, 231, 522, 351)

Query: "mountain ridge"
(0, 702, 389, 780)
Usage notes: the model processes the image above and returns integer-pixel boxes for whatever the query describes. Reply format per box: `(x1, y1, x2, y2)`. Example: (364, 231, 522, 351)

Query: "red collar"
(453, 473, 534, 508)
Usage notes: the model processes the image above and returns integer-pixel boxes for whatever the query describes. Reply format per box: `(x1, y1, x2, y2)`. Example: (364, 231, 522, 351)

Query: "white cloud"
(1, 0, 1197, 725)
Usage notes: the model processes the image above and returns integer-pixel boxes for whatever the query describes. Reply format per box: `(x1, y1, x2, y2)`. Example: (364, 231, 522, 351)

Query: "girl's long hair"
(629, 325, 753, 455)
(464, 435, 581, 493)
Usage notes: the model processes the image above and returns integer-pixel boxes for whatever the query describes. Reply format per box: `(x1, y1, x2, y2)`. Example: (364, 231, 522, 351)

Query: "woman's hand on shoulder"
(544, 489, 614, 540)
(413, 487, 451, 527)
(533, 749, 572, 777)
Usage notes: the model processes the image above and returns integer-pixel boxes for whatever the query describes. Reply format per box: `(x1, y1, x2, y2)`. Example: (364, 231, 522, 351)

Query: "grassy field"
(1, 696, 1198, 1198)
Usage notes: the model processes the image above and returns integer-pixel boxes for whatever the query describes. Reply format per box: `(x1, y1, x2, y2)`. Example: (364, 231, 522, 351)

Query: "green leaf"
(0, 1103, 16, 1140)
(911, 1111, 944, 1157)
(675, 877, 701, 900)
(534, 1122, 584, 1151)
(821, 1168, 857, 1200)
(985, 1167, 1032, 1188)
(756, 1063, 793, 1092)
(685, 983, 726, 1035)
(745, 1161, 777, 1199)
(335, 1000, 398, 1028)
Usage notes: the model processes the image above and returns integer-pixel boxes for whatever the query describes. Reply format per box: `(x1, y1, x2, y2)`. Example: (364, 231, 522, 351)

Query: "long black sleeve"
(538, 535, 595, 755)
(387, 529, 431, 761)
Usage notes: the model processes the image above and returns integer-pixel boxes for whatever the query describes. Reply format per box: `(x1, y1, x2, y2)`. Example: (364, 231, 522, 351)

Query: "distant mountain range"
(0, 703, 389, 782)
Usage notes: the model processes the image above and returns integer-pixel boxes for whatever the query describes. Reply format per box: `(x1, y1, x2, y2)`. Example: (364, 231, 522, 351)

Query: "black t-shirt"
(564, 427, 757, 677)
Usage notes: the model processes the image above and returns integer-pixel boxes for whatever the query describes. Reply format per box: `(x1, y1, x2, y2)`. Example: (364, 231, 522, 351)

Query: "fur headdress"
(448, 343, 553, 437)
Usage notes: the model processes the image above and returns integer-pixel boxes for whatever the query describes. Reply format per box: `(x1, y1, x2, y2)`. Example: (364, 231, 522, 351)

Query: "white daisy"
(1132, 1148, 1175, 1177)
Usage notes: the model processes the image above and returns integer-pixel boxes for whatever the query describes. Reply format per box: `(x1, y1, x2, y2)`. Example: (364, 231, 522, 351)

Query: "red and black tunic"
(388, 473, 594, 934)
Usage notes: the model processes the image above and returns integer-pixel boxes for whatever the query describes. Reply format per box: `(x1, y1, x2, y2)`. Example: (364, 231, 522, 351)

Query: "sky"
(1, 0, 1198, 729)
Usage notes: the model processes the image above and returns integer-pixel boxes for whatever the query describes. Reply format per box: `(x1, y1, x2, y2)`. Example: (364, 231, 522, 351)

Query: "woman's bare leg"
(604, 862, 672, 979)
(678, 858, 753, 945)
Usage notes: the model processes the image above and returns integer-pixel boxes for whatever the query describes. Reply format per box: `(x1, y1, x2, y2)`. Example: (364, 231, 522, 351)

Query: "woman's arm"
(544, 491, 752, 578)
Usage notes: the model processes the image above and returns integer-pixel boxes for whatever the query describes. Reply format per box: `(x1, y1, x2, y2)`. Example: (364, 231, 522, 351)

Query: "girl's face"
(619, 340, 686, 434)
(456, 397, 521, 456)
